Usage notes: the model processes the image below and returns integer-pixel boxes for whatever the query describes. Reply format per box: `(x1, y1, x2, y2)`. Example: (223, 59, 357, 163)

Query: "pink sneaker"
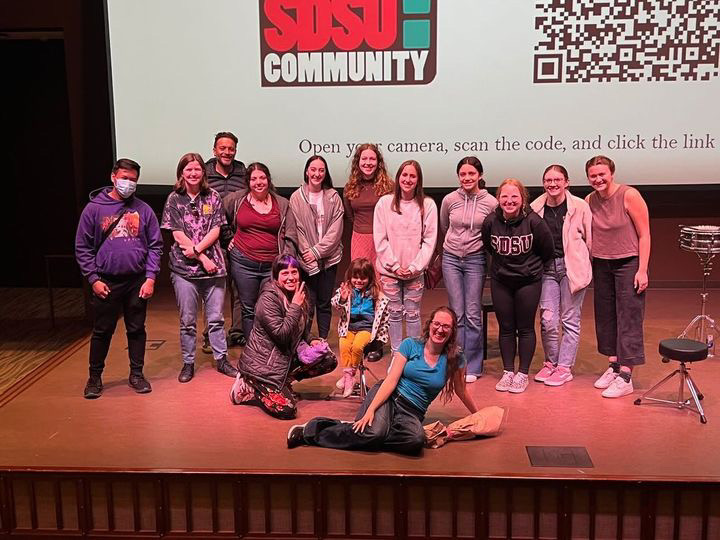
(534, 361, 556, 382)
(544, 366, 573, 386)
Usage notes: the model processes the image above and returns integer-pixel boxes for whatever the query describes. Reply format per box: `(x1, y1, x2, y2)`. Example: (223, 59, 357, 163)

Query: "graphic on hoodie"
(491, 233, 533, 256)
(102, 212, 140, 239)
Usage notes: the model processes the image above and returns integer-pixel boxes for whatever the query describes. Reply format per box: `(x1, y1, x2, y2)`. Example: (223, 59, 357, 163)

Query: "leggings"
(491, 278, 543, 374)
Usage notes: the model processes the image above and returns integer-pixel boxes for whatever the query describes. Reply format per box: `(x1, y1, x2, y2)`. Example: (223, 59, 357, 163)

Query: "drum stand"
(679, 252, 717, 356)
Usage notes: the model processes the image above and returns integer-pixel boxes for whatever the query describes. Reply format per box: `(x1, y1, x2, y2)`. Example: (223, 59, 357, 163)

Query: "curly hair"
(344, 143, 393, 200)
(421, 306, 461, 403)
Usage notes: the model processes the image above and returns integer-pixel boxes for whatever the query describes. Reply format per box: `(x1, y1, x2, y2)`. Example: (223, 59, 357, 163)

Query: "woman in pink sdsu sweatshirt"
(373, 160, 438, 352)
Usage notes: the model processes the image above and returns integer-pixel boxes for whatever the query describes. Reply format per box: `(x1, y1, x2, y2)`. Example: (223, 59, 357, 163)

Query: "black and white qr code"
(534, 0, 720, 83)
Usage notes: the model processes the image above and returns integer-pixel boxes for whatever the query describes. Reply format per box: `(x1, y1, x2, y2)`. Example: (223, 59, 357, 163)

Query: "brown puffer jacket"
(238, 279, 310, 390)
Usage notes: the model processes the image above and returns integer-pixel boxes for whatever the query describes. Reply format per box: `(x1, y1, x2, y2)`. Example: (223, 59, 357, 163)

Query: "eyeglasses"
(543, 178, 566, 185)
(189, 200, 199, 217)
(430, 321, 452, 331)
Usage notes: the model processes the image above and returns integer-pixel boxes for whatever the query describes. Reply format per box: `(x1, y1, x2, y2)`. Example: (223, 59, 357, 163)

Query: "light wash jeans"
(379, 274, 424, 352)
(171, 274, 227, 365)
(539, 258, 586, 368)
(442, 251, 486, 376)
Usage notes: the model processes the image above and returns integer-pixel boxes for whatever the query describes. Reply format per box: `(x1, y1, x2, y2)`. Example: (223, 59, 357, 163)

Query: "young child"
(331, 258, 390, 397)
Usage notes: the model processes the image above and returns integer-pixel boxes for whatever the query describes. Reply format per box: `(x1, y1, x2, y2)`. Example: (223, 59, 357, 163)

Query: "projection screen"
(106, 0, 720, 187)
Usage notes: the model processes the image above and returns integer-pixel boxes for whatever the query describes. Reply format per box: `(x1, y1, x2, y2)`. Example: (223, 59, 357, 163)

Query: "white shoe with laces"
(594, 367, 618, 389)
(495, 371, 515, 392)
(465, 374, 478, 383)
(508, 373, 529, 394)
(601, 376, 634, 398)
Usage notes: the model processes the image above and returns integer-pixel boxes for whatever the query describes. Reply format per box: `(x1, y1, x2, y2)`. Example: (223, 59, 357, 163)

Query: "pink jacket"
(530, 192, 592, 294)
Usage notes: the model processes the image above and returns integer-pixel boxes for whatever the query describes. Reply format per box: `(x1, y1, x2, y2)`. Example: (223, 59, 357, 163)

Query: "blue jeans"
(379, 274, 424, 352)
(170, 274, 227, 365)
(228, 249, 273, 339)
(539, 258, 586, 368)
(442, 251, 486, 376)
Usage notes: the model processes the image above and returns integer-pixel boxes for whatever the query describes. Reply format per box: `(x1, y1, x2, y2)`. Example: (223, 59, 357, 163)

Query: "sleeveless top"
(587, 184, 638, 259)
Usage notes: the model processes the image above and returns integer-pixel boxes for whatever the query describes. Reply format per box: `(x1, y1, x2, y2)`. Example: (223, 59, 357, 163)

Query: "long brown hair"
(344, 143, 393, 200)
(174, 153, 210, 195)
(343, 258, 382, 301)
(422, 306, 461, 403)
(391, 160, 425, 215)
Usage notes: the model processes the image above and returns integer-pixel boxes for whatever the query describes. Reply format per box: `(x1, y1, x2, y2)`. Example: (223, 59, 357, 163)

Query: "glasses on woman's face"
(430, 321, 452, 332)
(543, 178, 565, 185)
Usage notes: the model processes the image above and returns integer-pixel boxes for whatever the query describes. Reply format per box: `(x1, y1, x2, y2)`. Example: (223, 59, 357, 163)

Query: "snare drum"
(679, 225, 720, 254)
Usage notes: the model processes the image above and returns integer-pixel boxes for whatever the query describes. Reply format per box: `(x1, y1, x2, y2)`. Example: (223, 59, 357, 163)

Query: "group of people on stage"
(75, 133, 650, 454)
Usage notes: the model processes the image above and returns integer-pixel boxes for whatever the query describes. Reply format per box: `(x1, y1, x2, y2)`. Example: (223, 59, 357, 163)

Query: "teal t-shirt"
(395, 338, 465, 413)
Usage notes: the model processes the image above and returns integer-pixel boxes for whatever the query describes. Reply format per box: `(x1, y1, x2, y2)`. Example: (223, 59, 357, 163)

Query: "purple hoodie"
(75, 188, 163, 284)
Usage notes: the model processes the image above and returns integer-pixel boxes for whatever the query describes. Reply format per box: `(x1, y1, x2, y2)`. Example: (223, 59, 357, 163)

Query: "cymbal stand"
(679, 251, 717, 357)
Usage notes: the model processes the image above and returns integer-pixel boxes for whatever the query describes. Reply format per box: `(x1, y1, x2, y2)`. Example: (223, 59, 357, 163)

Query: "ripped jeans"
(539, 258, 586, 368)
(379, 274, 424, 352)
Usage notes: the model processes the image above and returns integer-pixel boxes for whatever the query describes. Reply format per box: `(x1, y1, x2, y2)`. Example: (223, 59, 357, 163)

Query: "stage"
(1, 288, 719, 539)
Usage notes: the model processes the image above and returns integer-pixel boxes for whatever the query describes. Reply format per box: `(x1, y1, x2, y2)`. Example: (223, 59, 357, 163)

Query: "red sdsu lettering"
(491, 234, 534, 256)
(263, 0, 397, 52)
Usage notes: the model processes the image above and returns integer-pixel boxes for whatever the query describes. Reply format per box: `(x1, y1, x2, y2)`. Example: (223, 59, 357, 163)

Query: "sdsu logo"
(260, 0, 437, 86)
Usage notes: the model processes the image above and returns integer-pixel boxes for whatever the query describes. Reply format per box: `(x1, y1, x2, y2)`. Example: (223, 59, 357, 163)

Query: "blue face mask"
(115, 178, 137, 199)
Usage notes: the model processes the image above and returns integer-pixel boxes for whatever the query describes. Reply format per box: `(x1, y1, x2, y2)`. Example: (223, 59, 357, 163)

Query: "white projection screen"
(106, 0, 720, 187)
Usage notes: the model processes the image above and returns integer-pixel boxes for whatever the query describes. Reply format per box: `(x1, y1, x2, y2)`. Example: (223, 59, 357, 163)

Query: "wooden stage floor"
(1, 287, 719, 483)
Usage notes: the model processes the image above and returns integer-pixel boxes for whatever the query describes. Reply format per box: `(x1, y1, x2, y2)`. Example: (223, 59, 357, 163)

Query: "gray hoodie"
(439, 188, 498, 257)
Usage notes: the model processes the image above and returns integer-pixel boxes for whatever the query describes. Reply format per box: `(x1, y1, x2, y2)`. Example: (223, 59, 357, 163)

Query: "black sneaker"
(201, 336, 212, 354)
(128, 373, 152, 394)
(227, 330, 246, 347)
(178, 363, 194, 383)
(217, 356, 239, 378)
(83, 375, 103, 399)
(287, 424, 307, 449)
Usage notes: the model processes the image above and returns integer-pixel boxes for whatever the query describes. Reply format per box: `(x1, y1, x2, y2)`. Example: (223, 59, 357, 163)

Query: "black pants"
(592, 256, 646, 366)
(304, 264, 338, 339)
(491, 278, 542, 375)
(303, 382, 426, 455)
(88, 273, 148, 377)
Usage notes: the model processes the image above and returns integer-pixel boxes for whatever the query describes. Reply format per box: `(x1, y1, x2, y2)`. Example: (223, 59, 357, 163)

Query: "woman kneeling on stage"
(287, 307, 478, 454)
(229, 254, 336, 419)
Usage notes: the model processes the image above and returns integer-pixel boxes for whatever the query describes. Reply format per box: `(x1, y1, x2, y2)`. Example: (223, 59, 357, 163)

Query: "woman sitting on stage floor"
(287, 307, 478, 455)
(229, 254, 337, 419)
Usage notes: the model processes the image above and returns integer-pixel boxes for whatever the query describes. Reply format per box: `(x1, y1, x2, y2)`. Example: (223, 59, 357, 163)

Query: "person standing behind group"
(439, 156, 498, 382)
(374, 160, 438, 352)
(224, 162, 296, 341)
(343, 143, 394, 265)
(585, 156, 650, 398)
(162, 153, 237, 383)
(75, 158, 163, 398)
(288, 155, 344, 339)
(203, 131, 247, 350)
(481, 178, 554, 394)
(530, 165, 592, 387)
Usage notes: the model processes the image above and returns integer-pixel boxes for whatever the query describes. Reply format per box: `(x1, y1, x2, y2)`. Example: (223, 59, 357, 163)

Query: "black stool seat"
(659, 338, 708, 362)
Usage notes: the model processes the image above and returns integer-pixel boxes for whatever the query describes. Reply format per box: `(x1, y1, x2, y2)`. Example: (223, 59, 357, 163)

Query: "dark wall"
(0, 0, 717, 288)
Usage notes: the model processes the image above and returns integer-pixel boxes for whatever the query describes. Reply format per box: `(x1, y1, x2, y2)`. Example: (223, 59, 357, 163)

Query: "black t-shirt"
(543, 199, 567, 258)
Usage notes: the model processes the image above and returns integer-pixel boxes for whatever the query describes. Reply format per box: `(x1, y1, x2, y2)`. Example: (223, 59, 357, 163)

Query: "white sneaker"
(508, 373, 529, 394)
(495, 371, 515, 392)
(465, 374, 478, 383)
(594, 367, 618, 389)
(601, 376, 634, 398)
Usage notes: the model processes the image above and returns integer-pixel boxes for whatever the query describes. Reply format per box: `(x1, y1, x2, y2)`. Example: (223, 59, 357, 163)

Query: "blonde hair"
(497, 178, 530, 214)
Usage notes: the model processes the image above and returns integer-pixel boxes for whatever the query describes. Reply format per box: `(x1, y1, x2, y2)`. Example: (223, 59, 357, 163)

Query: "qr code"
(534, 0, 720, 83)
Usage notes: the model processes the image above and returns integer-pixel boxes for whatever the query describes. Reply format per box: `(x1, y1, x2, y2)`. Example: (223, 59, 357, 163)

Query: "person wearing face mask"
(75, 158, 163, 399)
(287, 155, 344, 339)
(162, 152, 238, 383)
(202, 132, 248, 351)
(439, 157, 498, 382)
